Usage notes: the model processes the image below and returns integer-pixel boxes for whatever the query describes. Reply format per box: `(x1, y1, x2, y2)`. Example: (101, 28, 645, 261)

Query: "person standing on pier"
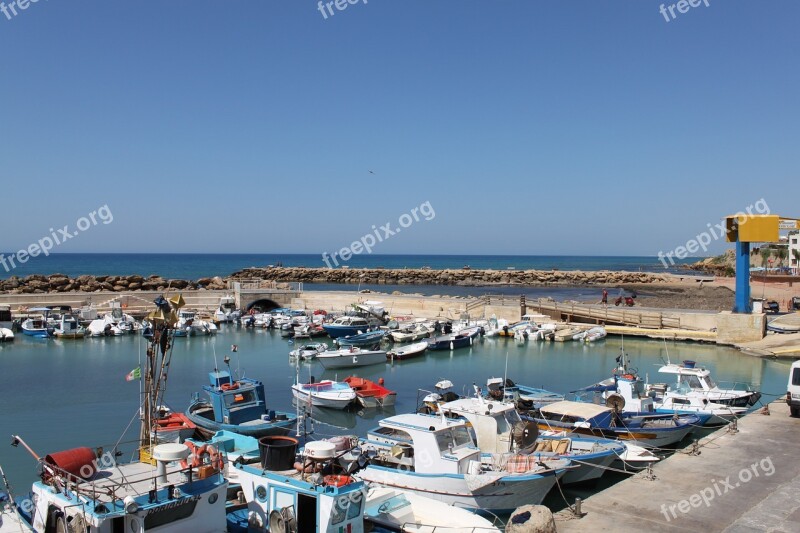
(601, 289, 608, 306)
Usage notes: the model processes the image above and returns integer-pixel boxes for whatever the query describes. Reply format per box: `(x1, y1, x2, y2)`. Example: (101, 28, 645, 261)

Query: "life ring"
(220, 382, 239, 391)
(207, 445, 225, 471)
(181, 443, 207, 469)
(324, 475, 352, 487)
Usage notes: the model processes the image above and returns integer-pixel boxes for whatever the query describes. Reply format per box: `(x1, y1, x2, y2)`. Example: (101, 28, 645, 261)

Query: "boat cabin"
(203, 371, 268, 426)
(440, 396, 523, 454)
(656, 362, 717, 392)
(367, 413, 481, 475)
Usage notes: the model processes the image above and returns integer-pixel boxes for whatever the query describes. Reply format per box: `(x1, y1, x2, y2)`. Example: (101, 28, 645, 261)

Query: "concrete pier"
(559, 401, 800, 532)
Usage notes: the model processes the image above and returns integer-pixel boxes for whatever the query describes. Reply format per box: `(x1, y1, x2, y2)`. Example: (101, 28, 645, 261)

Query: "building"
(790, 231, 800, 274)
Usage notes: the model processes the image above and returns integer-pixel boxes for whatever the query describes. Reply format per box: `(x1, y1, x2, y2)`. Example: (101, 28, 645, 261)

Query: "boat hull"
(356, 465, 561, 513)
(186, 402, 295, 439)
(291, 385, 356, 409)
(317, 350, 387, 369)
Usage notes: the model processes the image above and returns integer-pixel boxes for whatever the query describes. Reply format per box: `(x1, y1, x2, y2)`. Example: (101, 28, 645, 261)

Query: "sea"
(0, 253, 697, 280)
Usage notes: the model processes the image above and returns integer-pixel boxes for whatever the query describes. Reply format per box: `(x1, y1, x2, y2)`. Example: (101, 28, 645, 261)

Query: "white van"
(788, 361, 800, 417)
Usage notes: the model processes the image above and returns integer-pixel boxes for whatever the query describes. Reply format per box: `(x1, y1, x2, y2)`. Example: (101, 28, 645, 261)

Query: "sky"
(1, 0, 798, 257)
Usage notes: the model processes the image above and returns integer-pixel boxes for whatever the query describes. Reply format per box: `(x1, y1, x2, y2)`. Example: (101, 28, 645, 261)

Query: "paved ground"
(558, 400, 800, 533)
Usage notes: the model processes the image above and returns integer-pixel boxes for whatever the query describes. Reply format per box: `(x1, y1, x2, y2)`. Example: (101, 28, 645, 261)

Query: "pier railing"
(228, 279, 303, 292)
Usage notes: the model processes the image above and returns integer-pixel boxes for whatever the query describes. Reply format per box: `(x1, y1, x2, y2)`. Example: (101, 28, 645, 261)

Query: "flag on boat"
(125, 367, 141, 382)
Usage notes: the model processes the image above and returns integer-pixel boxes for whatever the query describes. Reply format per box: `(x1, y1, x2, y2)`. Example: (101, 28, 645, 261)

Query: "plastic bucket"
(258, 436, 298, 471)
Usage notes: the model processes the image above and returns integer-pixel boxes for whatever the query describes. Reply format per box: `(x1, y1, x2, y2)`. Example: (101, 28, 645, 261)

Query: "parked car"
(788, 361, 800, 417)
(766, 301, 780, 313)
(792, 297, 800, 311)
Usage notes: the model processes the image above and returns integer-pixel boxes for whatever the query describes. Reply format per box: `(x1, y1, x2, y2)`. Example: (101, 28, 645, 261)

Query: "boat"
(0, 464, 32, 532)
(343, 376, 397, 408)
(289, 342, 329, 360)
(186, 367, 296, 439)
(334, 329, 387, 347)
(52, 313, 87, 339)
(647, 360, 761, 408)
(577, 351, 747, 426)
(441, 391, 625, 485)
(214, 294, 241, 323)
(228, 436, 368, 533)
(8, 293, 229, 533)
(20, 308, 52, 337)
(364, 486, 501, 532)
(321, 316, 372, 339)
(341, 413, 570, 512)
(0, 306, 14, 342)
(484, 377, 565, 410)
(291, 379, 357, 409)
(293, 323, 327, 339)
(574, 326, 607, 342)
(176, 309, 217, 336)
(106, 301, 141, 334)
(87, 315, 125, 336)
(316, 346, 388, 369)
(390, 323, 433, 343)
(151, 406, 198, 444)
(530, 400, 699, 448)
(387, 341, 428, 361)
(426, 326, 480, 351)
(538, 428, 661, 472)
(0, 328, 14, 342)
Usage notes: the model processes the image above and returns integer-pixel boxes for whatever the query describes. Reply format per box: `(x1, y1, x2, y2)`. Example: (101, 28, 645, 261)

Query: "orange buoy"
(323, 475, 352, 487)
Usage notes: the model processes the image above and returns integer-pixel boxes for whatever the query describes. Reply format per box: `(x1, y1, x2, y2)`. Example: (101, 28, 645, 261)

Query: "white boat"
(482, 316, 509, 337)
(647, 360, 761, 408)
(291, 380, 357, 409)
(390, 323, 433, 343)
(214, 294, 241, 323)
(574, 326, 607, 342)
(107, 302, 141, 333)
(364, 486, 501, 532)
(343, 413, 570, 512)
(0, 328, 14, 342)
(52, 314, 87, 339)
(440, 389, 625, 485)
(176, 309, 217, 336)
(0, 305, 14, 342)
(387, 341, 428, 361)
(87, 315, 124, 336)
(233, 438, 368, 533)
(289, 342, 329, 360)
(20, 311, 52, 338)
(316, 347, 387, 369)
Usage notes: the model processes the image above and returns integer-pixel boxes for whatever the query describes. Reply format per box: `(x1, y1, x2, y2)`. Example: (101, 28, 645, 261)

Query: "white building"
(790, 231, 800, 274)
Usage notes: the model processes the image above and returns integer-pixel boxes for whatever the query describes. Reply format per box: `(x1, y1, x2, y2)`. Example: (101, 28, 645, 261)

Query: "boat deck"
(559, 400, 800, 532)
(80, 461, 206, 503)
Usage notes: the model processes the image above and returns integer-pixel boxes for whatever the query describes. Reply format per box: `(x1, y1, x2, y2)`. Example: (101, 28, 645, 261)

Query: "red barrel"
(45, 447, 97, 479)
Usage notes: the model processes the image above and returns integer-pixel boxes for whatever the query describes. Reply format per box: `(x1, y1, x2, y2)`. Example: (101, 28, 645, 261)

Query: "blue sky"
(1, 1, 797, 257)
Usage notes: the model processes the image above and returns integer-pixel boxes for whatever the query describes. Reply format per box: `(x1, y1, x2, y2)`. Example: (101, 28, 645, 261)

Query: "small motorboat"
(214, 294, 241, 323)
(343, 376, 397, 408)
(289, 342, 328, 360)
(52, 314, 87, 339)
(574, 326, 607, 342)
(648, 360, 761, 408)
(291, 379, 357, 409)
(426, 326, 480, 351)
(390, 323, 433, 343)
(334, 330, 386, 347)
(322, 316, 372, 339)
(316, 346, 388, 369)
(387, 341, 428, 361)
(364, 486, 501, 532)
(87, 315, 124, 336)
(485, 377, 565, 410)
(0, 328, 14, 342)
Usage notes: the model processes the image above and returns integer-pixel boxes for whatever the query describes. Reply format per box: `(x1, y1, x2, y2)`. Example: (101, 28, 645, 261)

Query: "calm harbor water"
(0, 253, 697, 280)
(0, 325, 791, 502)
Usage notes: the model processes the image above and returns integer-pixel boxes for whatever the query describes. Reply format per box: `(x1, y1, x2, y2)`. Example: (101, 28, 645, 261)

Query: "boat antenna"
(212, 336, 219, 373)
(503, 349, 510, 399)
(662, 336, 671, 365)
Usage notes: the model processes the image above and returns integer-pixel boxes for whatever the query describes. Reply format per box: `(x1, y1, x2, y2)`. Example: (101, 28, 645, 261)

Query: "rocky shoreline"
(229, 266, 669, 286)
(0, 267, 672, 294)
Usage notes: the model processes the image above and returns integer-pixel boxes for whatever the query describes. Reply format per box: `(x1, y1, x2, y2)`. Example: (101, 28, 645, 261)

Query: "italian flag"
(125, 367, 141, 382)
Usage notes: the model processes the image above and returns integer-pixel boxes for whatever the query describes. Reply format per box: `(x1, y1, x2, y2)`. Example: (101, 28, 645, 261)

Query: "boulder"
(506, 505, 556, 533)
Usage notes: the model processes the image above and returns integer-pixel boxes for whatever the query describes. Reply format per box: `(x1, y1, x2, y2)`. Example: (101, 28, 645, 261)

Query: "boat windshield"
(704, 376, 717, 389)
(435, 427, 473, 453)
(678, 375, 703, 392)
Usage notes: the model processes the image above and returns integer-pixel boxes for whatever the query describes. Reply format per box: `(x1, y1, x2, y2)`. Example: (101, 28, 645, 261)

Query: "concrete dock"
(558, 401, 800, 532)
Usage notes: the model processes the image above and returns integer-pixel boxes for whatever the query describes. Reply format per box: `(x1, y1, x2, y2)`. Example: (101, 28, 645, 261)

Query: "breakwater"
(0, 267, 670, 295)
(230, 266, 669, 286)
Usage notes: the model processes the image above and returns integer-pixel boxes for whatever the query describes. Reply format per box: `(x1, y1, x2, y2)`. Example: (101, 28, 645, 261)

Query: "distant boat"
(387, 341, 428, 361)
(316, 347, 388, 369)
(288, 342, 328, 360)
(21, 308, 52, 338)
(186, 369, 296, 439)
(344, 376, 397, 408)
(0, 328, 14, 342)
(390, 323, 432, 343)
(426, 326, 480, 351)
(485, 377, 565, 410)
(214, 294, 241, 323)
(334, 330, 386, 347)
(291, 379, 357, 409)
(574, 326, 607, 342)
(52, 314, 87, 339)
(152, 408, 197, 444)
(321, 316, 372, 338)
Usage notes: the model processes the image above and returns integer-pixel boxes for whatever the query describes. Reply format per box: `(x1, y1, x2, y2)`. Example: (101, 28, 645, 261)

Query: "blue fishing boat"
(485, 377, 565, 409)
(334, 329, 386, 347)
(426, 326, 480, 351)
(321, 316, 371, 338)
(20, 308, 52, 338)
(186, 369, 296, 439)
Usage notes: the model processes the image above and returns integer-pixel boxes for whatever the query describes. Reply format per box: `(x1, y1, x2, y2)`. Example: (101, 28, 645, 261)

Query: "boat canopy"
(539, 401, 611, 419)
